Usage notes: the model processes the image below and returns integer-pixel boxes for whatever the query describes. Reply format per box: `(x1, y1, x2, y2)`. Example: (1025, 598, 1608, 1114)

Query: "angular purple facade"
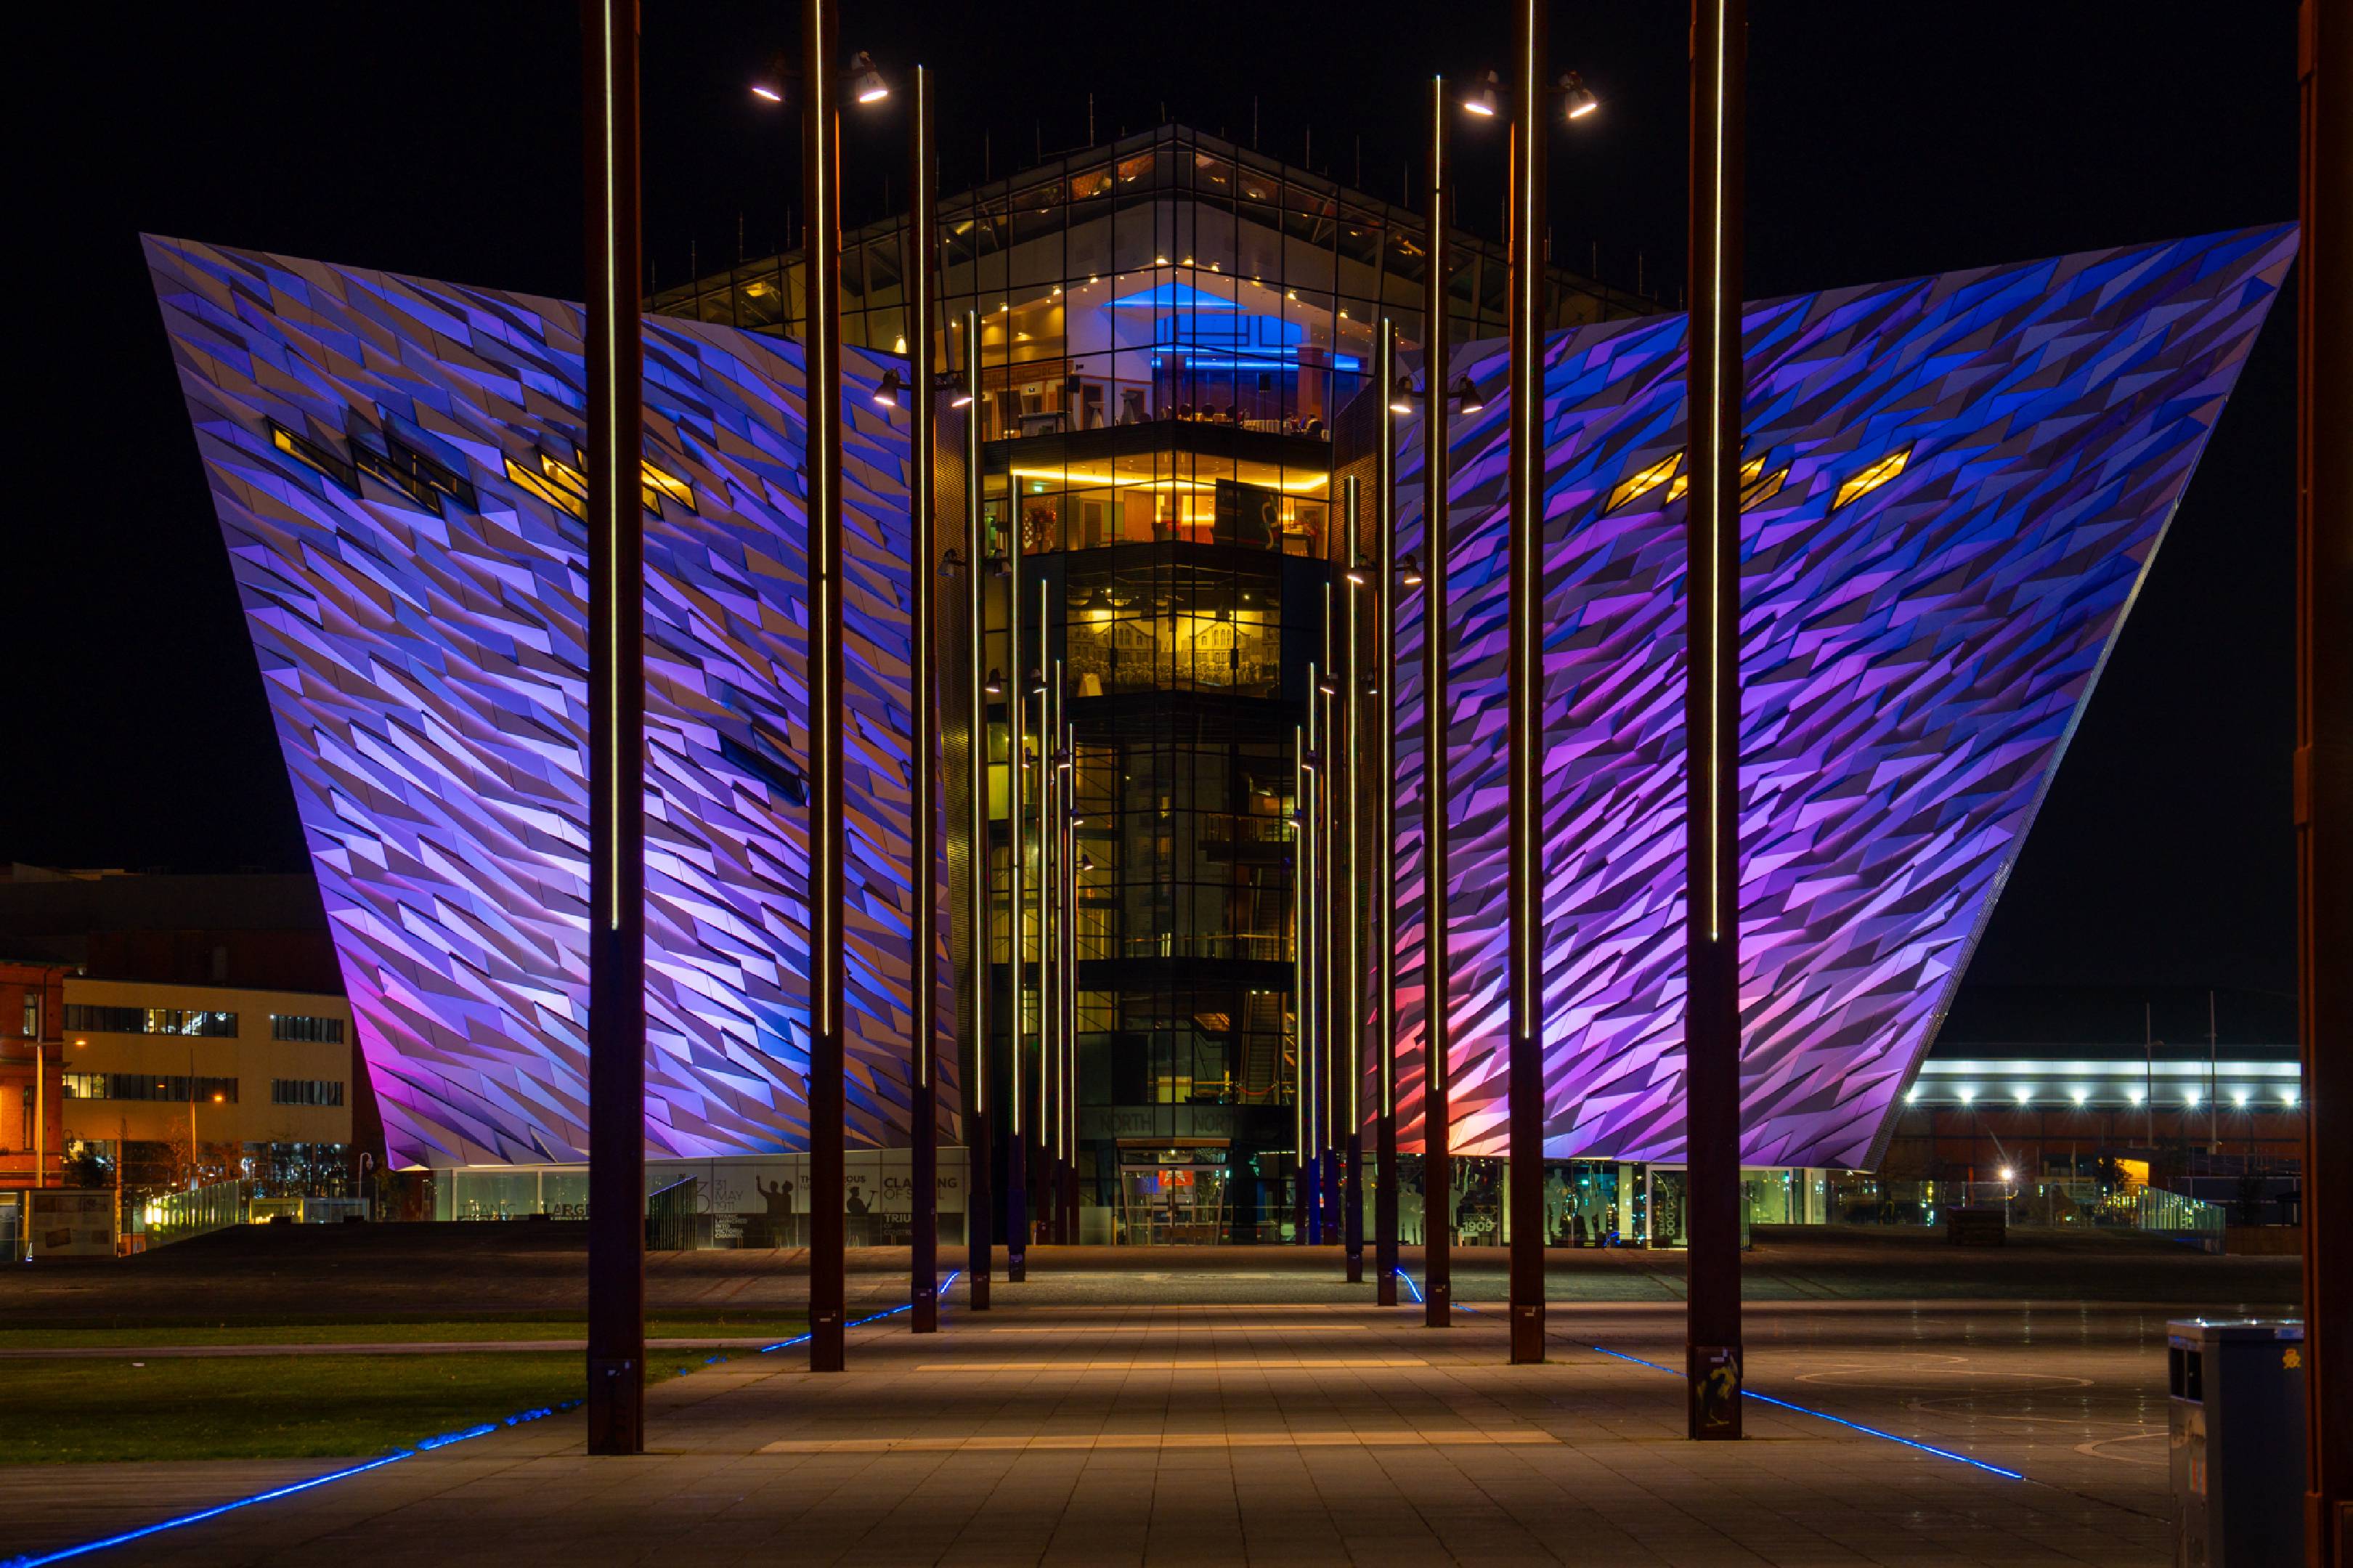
(146, 237, 951, 1168)
(1387, 225, 2296, 1169)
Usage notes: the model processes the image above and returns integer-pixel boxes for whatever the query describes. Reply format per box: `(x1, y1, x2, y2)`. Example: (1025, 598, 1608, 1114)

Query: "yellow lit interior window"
(1663, 454, 1765, 505)
(1739, 461, 1789, 510)
(504, 455, 585, 519)
(544, 450, 662, 515)
(1832, 446, 1911, 511)
(1606, 452, 1681, 512)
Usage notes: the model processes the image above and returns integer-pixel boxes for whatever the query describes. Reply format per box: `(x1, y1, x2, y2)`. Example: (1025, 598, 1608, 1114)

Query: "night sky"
(11, 1, 2301, 1002)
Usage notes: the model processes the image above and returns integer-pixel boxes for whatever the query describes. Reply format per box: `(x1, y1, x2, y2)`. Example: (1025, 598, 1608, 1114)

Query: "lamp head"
(1399, 553, 1425, 589)
(848, 51, 889, 104)
(873, 368, 904, 407)
(1463, 68, 1503, 118)
(1561, 71, 1598, 121)
(1450, 373, 1484, 414)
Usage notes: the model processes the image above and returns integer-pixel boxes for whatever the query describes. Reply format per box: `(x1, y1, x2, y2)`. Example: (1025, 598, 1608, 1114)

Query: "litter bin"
(2168, 1318, 2306, 1566)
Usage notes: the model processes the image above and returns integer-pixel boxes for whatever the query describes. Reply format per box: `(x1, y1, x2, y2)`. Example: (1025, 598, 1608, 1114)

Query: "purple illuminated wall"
(146, 237, 951, 1168)
(1387, 226, 2296, 1169)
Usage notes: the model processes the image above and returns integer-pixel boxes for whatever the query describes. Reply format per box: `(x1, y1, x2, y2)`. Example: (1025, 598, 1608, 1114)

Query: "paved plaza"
(3, 1235, 2299, 1567)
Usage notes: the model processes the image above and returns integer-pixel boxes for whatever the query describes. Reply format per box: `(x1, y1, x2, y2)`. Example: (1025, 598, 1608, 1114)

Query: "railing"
(646, 1177, 699, 1251)
(140, 1179, 251, 1249)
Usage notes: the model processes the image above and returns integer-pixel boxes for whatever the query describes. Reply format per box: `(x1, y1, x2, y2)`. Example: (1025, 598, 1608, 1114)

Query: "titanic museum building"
(146, 123, 2295, 1246)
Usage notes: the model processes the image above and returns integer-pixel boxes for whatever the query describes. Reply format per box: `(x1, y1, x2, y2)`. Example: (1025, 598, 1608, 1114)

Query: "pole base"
(1509, 1301, 1545, 1364)
(1687, 1344, 1743, 1439)
(1345, 1248, 1363, 1283)
(1375, 1268, 1397, 1306)
(1426, 1277, 1450, 1328)
(585, 1357, 642, 1454)
(912, 1282, 938, 1334)
(810, 1312, 844, 1373)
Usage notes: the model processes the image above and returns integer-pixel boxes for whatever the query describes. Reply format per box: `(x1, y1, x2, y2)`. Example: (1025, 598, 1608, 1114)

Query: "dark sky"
(12, 1, 2301, 999)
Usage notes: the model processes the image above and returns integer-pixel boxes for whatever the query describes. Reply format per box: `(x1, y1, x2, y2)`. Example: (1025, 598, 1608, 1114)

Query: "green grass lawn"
(4, 1353, 596, 1465)
(0, 1314, 808, 1349)
(3, 1337, 802, 1466)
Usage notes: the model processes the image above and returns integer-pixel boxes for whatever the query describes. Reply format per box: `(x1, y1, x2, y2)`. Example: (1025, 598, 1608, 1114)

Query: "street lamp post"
(580, 0, 646, 1454)
(1684, 0, 1748, 1439)
(1373, 325, 1401, 1308)
(1505, 0, 1551, 1367)
(1420, 73, 1455, 1331)
(905, 61, 940, 1336)
(1344, 476, 1365, 1286)
(961, 305, 994, 1310)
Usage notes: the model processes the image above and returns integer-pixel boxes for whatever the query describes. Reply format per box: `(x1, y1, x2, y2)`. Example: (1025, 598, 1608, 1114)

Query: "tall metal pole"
(1344, 475, 1366, 1285)
(1046, 662, 1063, 1244)
(1304, 664, 1322, 1243)
(2294, 0, 2351, 1554)
(1684, 0, 1747, 1437)
(1505, 0, 1549, 1366)
(1299, 725, 1317, 1243)
(1375, 319, 1401, 1307)
(962, 305, 993, 1310)
(581, 0, 646, 1455)
(906, 63, 939, 1335)
(1005, 443, 1028, 1283)
(1420, 73, 1455, 1330)
(1319, 604, 1341, 1250)
(803, 0, 848, 1374)
(1062, 716, 1081, 1243)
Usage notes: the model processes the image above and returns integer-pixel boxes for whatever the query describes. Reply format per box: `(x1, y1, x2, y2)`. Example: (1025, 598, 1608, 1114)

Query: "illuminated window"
(1832, 446, 1911, 510)
(267, 420, 359, 491)
(1606, 451, 1681, 512)
(505, 454, 583, 519)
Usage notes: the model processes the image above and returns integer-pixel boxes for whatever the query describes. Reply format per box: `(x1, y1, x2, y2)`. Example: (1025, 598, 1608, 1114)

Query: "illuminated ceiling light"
(1833, 445, 1912, 511)
(2231, 1090, 2248, 1108)
(2283, 1089, 2300, 1107)
(872, 369, 903, 407)
(1903, 1086, 1919, 1102)
(1957, 1089, 1976, 1105)
(1399, 553, 1425, 589)
(2070, 1089, 2087, 1106)
(1561, 71, 1599, 121)
(2129, 1088, 2146, 1105)
(2184, 1088, 2201, 1106)
(2013, 1087, 2031, 1105)
(1449, 373, 1484, 413)
(893, 335, 908, 354)
(848, 51, 889, 104)
(1463, 68, 1503, 118)
(1997, 1166, 2015, 1183)
(1156, 254, 1170, 266)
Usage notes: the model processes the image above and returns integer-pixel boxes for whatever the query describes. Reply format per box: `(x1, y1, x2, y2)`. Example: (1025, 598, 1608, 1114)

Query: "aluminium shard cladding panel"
(145, 236, 952, 1168)
(1387, 225, 2296, 1171)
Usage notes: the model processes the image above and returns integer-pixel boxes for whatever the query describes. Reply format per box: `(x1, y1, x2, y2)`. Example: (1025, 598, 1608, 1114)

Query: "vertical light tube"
(1375, 317, 1400, 1306)
(1683, 0, 1748, 1437)
(1004, 367, 1027, 1282)
(581, 0, 645, 1453)
(803, 0, 849, 1375)
(1344, 476, 1365, 1284)
(906, 62, 940, 1336)
(1505, 0, 1548, 1366)
(1421, 73, 1455, 1331)
(962, 304, 993, 1309)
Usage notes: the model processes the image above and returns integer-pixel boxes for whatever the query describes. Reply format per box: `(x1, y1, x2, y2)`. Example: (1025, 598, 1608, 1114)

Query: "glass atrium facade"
(656, 123, 1649, 1243)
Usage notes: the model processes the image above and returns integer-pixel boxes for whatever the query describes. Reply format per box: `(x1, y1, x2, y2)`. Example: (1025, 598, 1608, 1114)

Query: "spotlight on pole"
(849, 50, 889, 104)
(874, 368, 904, 407)
(1399, 553, 1424, 590)
(1561, 71, 1598, 120)
(1389, 373, 1418, 415)
(1463, 68, 1503, 117)
(984, 667, 1004, 696)
(1449, 374, 1484, 414)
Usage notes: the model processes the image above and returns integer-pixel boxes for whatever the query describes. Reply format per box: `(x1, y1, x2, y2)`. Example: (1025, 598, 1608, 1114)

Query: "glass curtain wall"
(651, 123, 1642, 421)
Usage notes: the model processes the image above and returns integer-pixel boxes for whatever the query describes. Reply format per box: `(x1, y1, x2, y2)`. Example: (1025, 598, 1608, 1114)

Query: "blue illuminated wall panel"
(1386, 226, 2296, 1169)
(146, 237, 951, 1167)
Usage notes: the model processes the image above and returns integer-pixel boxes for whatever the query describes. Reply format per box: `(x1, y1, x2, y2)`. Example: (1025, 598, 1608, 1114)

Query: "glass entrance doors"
(1115, 1140, 1230, 1243)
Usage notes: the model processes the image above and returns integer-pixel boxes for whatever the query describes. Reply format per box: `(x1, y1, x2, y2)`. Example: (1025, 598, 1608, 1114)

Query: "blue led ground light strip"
(1585, 1345, 2024, 1479)
(1390, 1273, 2018, 1481)
(10, 1273, 966, 1568)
